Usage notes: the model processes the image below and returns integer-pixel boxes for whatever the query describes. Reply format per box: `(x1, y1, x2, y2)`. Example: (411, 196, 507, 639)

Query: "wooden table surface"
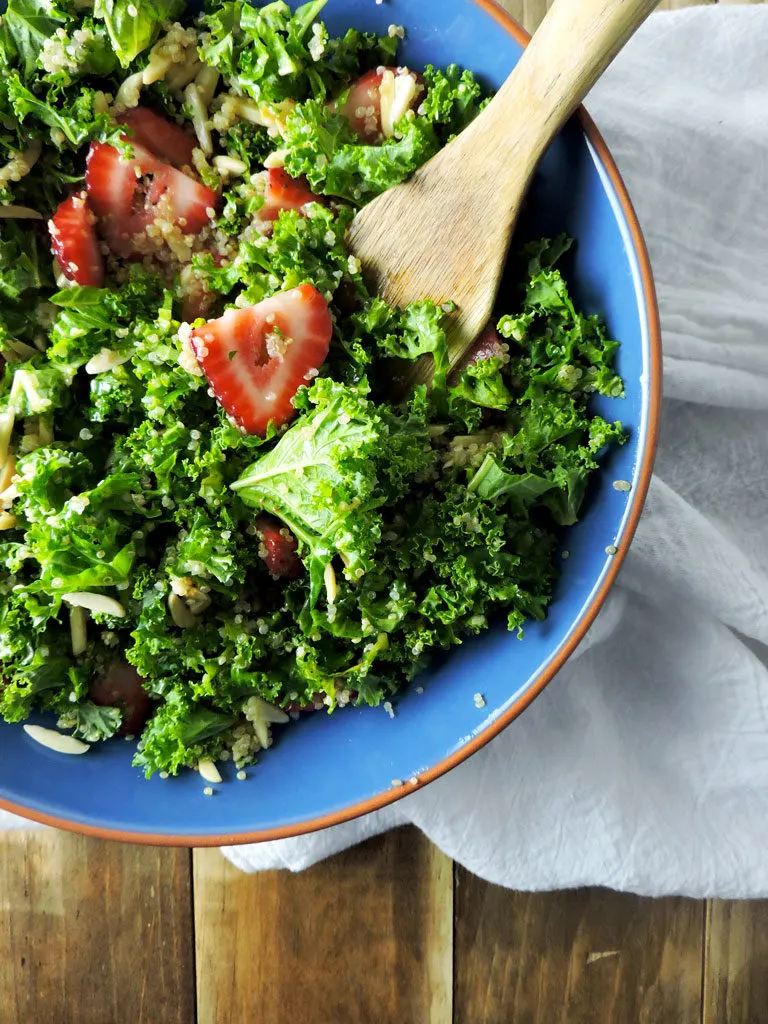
(3, 2, 767, 1022)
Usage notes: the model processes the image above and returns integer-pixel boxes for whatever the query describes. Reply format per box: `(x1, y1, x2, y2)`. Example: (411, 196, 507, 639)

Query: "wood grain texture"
(500, 0, 554, 33)
(0, 831, 194, 1024)
(193, 828, 452, 1024)
(348, 0, 657, 385)
(657, 0, 715, 8)
(502, 0, 728, 32)
(703, 900, 768, 1024)
(454, 872, 705, 1024)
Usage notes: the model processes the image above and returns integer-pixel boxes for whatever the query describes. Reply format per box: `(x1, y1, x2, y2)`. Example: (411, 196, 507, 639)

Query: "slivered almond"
(114, 70, 144, 111)
(324, 561, 337, 605)
(0, 483, 18, 508)
(380, 70, 419, 138)
(142, 54, 175, 85)
(62, 593, 126, 617)
(0, 205, 44, 220)
(263, 149, 288, 170)
(165, 59, 203, 94)
(245, 697, 290, 749)
(168, 592, 196, 628)
(0, 409, 15, 467)
(69, 606, 87, 656)
(249, 696, 289, 725)
(185, 83, 212, 155)
(378, 69, 396, 137)
(23, 724, 90, 755)
(194, 65, 220, 108)
(213, 155, 248, 177)
(0, 454, 16, 495)
(85, 348, 130, 375)
(197, 760, 222, 784)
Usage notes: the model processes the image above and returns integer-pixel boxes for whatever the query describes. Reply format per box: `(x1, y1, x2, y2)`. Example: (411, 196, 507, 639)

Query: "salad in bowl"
(0, 0, 627, 787)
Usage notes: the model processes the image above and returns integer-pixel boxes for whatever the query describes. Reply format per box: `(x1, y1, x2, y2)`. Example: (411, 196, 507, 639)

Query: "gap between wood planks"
(1, 829, 767, 1023)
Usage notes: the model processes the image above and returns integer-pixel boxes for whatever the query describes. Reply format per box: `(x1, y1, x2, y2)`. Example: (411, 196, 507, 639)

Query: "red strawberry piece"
(86, 140, 159, 257)
(337, 67, 424, 143)
(119, 107, 196, 168)
(190, 284, 332, 436)
(89, 661, 151, 737)
(48, 192, 105, 287)
(85, 141, 218, 257)
(256, 168, 324, 225)
(338, 68, 386, 142)
(456, 324, 507, 372)
(147, 164, 218, 233)
(255, 515, 303, 579)
(86, 140, 157, 220)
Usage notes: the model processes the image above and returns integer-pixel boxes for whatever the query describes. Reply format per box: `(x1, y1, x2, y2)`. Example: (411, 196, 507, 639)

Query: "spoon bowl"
(348, 0, 659, 385)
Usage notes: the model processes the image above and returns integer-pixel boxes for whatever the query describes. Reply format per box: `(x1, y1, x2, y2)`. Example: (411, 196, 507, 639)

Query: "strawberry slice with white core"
(86, 140, 159, 257)
(256, 168, 324, 225)
(119, 107, 196, 168)
(190, 284, 333, 436)
(86, 140, 157, 221)
(338, 67, 424, 143)
(48, 192, 105, 287)
(85, 141, 218, 256)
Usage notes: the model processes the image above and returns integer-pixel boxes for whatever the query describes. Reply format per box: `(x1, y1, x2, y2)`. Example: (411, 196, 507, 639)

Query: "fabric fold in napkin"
(222, 6, 768, 898)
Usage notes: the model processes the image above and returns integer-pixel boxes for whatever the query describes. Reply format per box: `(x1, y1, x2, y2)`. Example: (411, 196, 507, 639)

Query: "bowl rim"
(0, 0, 662, 847)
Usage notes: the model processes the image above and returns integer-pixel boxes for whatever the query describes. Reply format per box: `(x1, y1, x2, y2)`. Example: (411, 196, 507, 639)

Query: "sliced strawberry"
(89, 661, 151, 737)
(255, 515, 303, 579)
(48, 192, 105, 287)
(85, 141, 218, 257)
(190, 284, 332, 436)
(86, 140, 157, 220)
(256, 168, 324, 225)
(338, 68, 385, 142)
(147, 164, 217, 233)
(86, 140, 158, 257)
(119, 107, 196, 168)
(337, 67, 424, 143)
(459, 324, 506, 371)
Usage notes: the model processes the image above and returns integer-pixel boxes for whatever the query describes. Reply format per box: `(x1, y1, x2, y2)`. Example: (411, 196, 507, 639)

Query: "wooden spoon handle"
(458, 0, 659, 186)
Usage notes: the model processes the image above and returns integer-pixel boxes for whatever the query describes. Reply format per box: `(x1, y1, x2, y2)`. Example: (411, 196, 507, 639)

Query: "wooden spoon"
(347, 0, 659, 388)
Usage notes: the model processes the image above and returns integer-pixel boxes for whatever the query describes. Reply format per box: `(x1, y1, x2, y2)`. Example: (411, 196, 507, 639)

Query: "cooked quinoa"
(0, 0, 625, 779)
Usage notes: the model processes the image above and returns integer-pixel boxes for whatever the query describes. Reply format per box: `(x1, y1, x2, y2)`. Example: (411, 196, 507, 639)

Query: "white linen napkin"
(222, 5, 768, 898)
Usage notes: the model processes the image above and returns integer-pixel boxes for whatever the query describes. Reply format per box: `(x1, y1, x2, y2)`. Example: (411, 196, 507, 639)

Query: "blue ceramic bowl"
(0, 0, 661, 844)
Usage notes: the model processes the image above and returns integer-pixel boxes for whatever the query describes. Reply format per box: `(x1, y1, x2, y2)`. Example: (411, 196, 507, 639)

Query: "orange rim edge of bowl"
(0, 0, 662, 847)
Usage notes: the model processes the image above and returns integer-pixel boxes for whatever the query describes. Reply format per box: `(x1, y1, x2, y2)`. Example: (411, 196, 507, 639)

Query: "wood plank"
(0, 830, 195, 1024)
(703, 899, 768, 1024)
(454, 871, 705, 1024)
(194, 827, 452, 1024)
